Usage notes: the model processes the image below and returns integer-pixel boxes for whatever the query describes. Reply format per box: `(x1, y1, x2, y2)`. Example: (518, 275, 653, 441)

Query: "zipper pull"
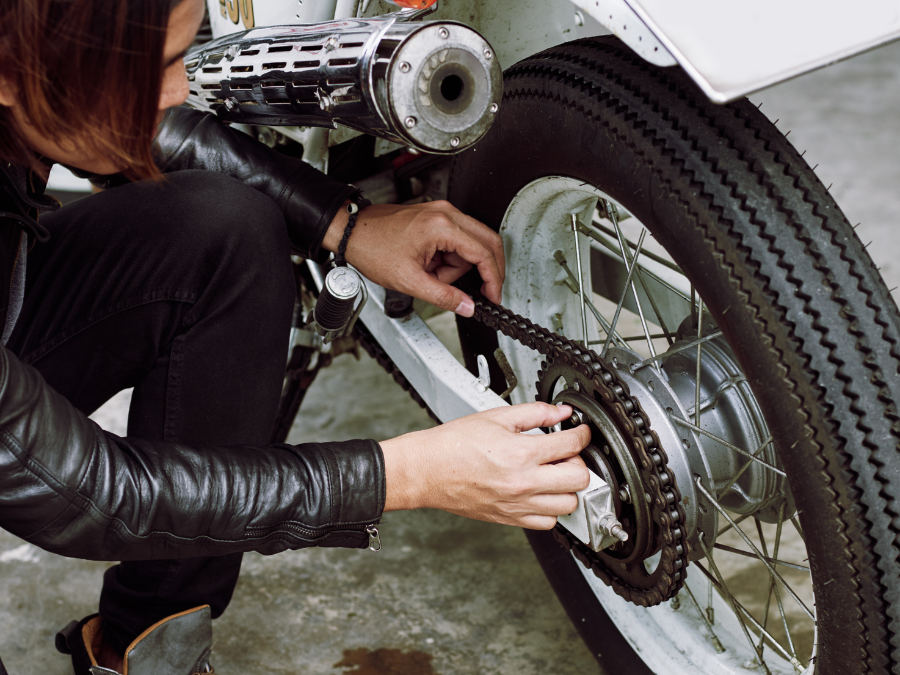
(366, 524, 382, 552)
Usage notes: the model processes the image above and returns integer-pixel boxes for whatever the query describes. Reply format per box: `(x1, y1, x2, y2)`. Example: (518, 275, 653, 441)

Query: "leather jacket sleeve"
(152, 106, 357, 262)
(0, 345, 385, 560)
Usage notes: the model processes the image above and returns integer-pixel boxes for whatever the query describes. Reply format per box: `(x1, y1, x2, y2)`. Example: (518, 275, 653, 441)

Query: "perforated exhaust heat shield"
(185, 14, 502, 154)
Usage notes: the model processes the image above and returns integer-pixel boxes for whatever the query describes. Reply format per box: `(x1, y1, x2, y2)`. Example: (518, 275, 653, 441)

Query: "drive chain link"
(357, 294, 688, 606)
(471, 294, 688, 606)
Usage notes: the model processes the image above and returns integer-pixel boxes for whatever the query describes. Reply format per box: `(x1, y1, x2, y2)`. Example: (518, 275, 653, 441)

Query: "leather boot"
(56, 605, 213, 675)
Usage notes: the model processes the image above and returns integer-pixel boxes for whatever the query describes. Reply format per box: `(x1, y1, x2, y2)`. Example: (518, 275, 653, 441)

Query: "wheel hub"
(604, 330, 795, 558)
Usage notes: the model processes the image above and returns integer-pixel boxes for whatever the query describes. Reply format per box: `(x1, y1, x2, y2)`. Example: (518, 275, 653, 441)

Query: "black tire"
(450, 36, 900, 675)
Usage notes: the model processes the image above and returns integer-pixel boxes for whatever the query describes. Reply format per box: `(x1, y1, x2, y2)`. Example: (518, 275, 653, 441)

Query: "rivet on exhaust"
(490, 102, 499, 113)
(399, 61, 411, 73)
(405, 116, 417, 128)
(439, 27, 449, 39)
(484, 48, 493, 59)
(450, 136, 461, 147)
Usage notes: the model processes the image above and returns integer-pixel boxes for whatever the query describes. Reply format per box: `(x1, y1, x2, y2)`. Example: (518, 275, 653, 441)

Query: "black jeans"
(6, 170, 295, 654)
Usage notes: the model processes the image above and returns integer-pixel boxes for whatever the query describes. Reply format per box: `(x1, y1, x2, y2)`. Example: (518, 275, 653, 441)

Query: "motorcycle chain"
(356, 295, 688, 606)
(353, 321, 440, 423)
(469, 295, 687, 606)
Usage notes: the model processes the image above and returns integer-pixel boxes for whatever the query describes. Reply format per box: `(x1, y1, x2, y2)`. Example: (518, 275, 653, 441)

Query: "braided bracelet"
(334, 196, 369, 267)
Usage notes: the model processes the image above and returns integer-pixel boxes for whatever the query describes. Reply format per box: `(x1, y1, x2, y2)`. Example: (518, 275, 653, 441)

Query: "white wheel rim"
(499, 176, 816, 675)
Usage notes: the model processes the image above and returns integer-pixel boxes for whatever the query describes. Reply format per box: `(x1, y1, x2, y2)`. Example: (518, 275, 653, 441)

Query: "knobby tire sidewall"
(450, 36, 900, 675)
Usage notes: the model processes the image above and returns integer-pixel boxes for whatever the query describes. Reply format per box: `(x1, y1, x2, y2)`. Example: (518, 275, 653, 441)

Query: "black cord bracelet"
(334, 195, 369, 267)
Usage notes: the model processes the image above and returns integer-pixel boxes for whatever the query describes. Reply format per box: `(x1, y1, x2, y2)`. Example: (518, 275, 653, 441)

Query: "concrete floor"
(2, 40, 899, 675)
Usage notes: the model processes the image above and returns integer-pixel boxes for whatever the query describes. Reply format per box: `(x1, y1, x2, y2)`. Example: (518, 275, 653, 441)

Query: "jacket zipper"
(246, 520, 383, 551)
(366, 524, 382, 551)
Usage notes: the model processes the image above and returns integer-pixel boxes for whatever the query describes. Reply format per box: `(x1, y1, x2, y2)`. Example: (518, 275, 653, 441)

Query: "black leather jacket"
(0, 108, 385, 561)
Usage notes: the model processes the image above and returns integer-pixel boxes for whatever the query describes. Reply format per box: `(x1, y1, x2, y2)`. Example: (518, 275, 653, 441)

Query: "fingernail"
(454, 297, 475, 317)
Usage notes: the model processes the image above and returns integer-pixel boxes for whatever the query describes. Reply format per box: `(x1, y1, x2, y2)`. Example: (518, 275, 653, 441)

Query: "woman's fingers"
(431, 251, 472, 284)
(340, 201, 505, 309)
(532, 425, 592, 464)
(443, 207, 506, 280)
(519, 514, 559, 531)
(521, 492, 580, 516)
(536, 456, 591, 493)
(397, 226, 501, 315)
(431, 225, 504, 304)
(490, 401, 573, 432)
(404, 268, 477, 316)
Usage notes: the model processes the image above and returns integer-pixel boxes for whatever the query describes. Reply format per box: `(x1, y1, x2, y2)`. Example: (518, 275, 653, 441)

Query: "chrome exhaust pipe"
(185, 13, 502, 154)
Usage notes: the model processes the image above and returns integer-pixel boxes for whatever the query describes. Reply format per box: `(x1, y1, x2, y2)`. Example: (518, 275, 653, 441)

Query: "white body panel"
(625, 0, 900, 102)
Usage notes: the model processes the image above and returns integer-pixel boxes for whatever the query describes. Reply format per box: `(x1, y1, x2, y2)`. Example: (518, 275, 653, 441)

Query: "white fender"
(579, 0, 900, 102)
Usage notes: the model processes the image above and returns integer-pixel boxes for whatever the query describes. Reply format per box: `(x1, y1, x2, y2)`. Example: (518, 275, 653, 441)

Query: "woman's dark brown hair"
(0, 0, 180, 180)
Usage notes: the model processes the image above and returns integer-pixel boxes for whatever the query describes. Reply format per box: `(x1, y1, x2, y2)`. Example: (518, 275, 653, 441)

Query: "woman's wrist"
(321, 195, 372, 259)
(321, 199, 352, 253)
(380, 432, 433, 512)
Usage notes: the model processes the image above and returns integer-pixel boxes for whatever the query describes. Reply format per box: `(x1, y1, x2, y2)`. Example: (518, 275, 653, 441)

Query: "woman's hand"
(380, 402, 592, 530)
(322, 200, 505, 317)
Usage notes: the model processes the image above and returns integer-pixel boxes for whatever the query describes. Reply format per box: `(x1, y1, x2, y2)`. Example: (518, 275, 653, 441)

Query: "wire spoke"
(717, 435, 774, 499)
(717, 512, 753, 538)
(631, 330, 724, 372)
(582, 220, 692, 314)
(712, 542, 809, 572)
(554, 251, 628, 348)
(603, 200, 675, 347)
(698, 533, 772, 675)
(603, 203, 659, 366)
(768, 507, 800, 661)
(671, 417, 787, 477)
(570, 214, 589, 346)
(697, 479, 815, 621)
(756, 518, 776, 658)
(682, 583, 725, 653)
(601, 229, 647, 359)
(587, 218, 683, 274)
(756, 505, 800, 662)
(695, 561, 805, 671)
(613, 333, 670, 342)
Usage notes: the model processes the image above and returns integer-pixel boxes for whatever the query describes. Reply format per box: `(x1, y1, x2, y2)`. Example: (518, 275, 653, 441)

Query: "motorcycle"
(188, 2, 900, 674)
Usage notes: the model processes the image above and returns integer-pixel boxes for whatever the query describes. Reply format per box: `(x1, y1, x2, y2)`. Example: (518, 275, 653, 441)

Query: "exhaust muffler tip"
(386, 22, 502, 154)
(185, 16, 503, 154)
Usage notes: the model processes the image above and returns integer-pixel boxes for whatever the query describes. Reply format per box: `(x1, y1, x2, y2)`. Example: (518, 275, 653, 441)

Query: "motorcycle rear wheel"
(450, 36, 900, 675)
